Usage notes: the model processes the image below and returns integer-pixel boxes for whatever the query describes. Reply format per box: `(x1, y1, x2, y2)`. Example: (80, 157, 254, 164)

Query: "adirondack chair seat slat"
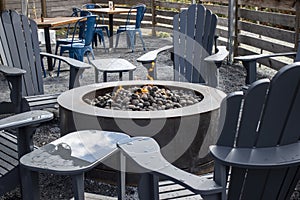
(23, 93, 60, 111)
(0, 131, 39, 177)
(0, 110, 53, 197)
(0, 150, 18, 167)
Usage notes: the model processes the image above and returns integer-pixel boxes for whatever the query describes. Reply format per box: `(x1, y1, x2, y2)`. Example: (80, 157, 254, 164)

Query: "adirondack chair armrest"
(40, 52, 91, 70)
(0, 64, 26, 76)
(137, 45, 173, 64)
(40, 52, 91, 89)
(235, 52, 296, 85)
(118, 137, 223, 196)
(209, 142, 300, 168)
(204, 46, 229, 67)
(234, 52, 297, 63)
(0, 110, 53, 130)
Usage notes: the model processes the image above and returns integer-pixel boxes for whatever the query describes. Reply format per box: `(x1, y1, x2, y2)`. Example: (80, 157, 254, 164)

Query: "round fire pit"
(58, 80, 225, 182)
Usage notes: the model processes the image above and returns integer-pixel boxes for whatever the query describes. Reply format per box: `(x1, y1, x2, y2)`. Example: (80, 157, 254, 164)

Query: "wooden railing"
(5, 0, 299, 71)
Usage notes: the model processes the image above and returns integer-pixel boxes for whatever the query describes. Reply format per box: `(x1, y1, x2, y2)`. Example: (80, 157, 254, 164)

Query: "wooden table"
(35, 17, 82, 71)
(86, 8, 132, 48)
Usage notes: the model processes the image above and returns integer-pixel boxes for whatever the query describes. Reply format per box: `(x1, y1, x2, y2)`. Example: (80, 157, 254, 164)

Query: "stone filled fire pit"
(84, 85, 204, 111)
(58, 80, 225, 182)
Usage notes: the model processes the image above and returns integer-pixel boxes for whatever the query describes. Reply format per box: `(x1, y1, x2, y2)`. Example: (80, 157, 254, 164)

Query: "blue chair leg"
(138, 29, 146, 51)
(96, 29, 107, 52)
(127, 31, 135, 52)
(41, 57, 47, 77)
(103, 26, 110, 37)
(57, 48, 65, 77)
(52, 42, 60, 68)
(92, 33, 98, 48)
(58, 47, 72, 77)
(115, 32, 121, 49)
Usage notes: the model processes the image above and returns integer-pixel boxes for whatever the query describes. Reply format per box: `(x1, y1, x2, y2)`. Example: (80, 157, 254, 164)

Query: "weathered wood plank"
(238, 34, 294, 53)
(202, 0, 295, 11)
(238, 21, 295, 44)
(239, 8, 295, 28)
(237, 47, 291, 70)
(156, 1, 190, 10)
(205, 5, 228, 16)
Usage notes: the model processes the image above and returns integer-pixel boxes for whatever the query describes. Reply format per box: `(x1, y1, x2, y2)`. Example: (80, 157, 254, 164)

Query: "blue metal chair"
(82, 3, 109, 51)
(53, 9, 92, 75)
(115, 4, 147, 52)
(58, 15, 97, 76)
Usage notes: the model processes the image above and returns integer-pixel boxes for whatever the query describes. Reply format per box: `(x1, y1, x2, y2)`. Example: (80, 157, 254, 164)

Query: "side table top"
(20, 130, 130, 175)
(91, 58, 136, 73)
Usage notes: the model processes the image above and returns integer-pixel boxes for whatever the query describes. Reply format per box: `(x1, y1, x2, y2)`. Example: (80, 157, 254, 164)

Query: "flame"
(141, 86, 148, 93)
(147, 62, 155, 80)
(113, 85, 123, 99)
(147, 74, 154, 81)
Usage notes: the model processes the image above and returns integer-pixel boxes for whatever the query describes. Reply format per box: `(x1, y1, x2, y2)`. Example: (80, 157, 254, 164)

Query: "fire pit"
(58, 80, 225, 182)
(84, 84, 204, 111)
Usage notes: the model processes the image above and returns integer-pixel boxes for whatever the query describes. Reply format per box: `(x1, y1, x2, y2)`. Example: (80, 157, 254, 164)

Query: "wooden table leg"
(109, 14, 114, 49)
(43, 27, 53, 71)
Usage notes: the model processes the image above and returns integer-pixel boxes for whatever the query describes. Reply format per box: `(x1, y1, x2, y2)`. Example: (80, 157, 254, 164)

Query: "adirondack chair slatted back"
(173, 4, 217, 83)
(0, 10, 44, 96)
(217, 63, 300, 199)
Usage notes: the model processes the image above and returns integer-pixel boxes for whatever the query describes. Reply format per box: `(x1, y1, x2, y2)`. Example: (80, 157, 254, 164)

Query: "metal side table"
(20, 130, 130, 200)
(91, 58, 136, 82)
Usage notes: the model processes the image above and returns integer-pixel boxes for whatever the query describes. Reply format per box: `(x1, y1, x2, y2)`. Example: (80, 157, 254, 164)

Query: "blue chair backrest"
(126, 4, 146, 29)
(70, 15, 96, 47)
(71, 10, 92, 39)
(82, 15, 97, 46)
(82, 4, 101, 9)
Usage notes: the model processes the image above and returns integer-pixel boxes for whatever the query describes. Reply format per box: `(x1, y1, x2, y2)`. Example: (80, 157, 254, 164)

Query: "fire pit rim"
(58, 80, 226, 119)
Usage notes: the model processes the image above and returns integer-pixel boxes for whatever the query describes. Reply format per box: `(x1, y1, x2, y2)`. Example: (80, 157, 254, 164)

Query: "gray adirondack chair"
(0, 110, 53, 198)
(0, 10, 91, 114)
(118, 61, 300, 199)
(234, 41, 300, 85)
(137, 4, 228, 87)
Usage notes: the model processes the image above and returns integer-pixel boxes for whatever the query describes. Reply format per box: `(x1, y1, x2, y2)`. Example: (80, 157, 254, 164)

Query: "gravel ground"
(0, 32, 299, 199)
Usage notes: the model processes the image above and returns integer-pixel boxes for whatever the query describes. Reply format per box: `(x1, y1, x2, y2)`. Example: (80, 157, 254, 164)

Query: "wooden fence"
(4, 0, 300, 70)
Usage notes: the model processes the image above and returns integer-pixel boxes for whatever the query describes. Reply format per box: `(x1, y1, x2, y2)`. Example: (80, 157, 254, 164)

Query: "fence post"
(21, 0, 28, 15)
(228, 0, 236, 64)
(151, 0, 156, 36)
(295, 0, 300, 50)
(0, 0, 6, 11)
(41, 0, 47, 17)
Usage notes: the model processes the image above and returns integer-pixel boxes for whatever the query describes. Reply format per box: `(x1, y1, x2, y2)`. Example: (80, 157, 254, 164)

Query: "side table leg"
(95, 67, 99, 83)
(20, 168, 40, 200)
(72, 173, 85, 200)
(118, 151, 126, 200)
(129, 71, 133, 80)
(103, 71, 108, 82)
